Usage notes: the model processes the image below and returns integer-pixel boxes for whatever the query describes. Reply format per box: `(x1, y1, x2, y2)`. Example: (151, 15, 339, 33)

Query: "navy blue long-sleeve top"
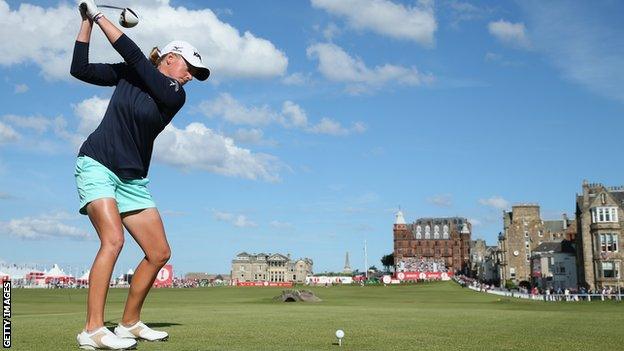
(70, 34, 186, 179)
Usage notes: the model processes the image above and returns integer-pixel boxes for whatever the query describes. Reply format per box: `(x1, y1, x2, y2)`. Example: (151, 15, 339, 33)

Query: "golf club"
(99, 4, 139, 28)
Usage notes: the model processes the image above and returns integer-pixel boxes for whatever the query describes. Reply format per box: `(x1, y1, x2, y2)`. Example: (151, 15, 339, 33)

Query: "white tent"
(44, 264, 74, 284)
(78, 270, 90, 281)
(45, 264, 69, 278)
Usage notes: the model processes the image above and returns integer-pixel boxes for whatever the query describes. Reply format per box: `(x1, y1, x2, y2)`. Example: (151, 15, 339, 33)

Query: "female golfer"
(71, 1, 209, 349)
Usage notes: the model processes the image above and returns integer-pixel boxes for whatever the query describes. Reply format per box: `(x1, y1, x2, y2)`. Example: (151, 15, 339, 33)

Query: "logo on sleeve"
(169, 79, 180, 92)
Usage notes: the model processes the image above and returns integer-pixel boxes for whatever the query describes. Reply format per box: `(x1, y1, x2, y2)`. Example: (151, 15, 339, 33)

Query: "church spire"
(343, 252, 352, 274)
(395, 210, 406, 225)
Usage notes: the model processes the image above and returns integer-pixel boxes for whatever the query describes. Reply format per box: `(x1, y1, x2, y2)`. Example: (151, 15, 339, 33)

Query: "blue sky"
(1, 0, 623, 277)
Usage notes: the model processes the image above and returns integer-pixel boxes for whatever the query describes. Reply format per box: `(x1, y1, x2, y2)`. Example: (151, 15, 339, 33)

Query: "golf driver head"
(119, 8, 139, 28)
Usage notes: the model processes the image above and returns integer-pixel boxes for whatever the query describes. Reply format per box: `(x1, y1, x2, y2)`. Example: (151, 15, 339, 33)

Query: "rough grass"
(11, 281, 624, 350)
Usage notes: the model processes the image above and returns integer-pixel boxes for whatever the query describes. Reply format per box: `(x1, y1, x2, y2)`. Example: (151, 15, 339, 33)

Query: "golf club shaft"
(99, 4, 125, 10)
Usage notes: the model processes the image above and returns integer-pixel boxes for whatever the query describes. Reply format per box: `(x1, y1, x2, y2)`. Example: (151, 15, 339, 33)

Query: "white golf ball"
(335, 329, 345, 339)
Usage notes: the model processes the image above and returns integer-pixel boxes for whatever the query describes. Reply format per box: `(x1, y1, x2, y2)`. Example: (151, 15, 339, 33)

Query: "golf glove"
(78, 0, 102, 21)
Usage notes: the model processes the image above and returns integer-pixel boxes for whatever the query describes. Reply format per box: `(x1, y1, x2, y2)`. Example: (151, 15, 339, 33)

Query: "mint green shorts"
(74, 156, 156, 215)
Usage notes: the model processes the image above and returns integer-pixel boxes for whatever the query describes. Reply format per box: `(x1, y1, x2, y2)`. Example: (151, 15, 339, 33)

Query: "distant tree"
(504, 279, 517, 290)
(368, 266, 378, 272)
(381, 253, 394, 272)
(519, 280, 531, 290)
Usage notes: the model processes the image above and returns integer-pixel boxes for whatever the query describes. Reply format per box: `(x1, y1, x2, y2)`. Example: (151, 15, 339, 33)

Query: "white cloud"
(446, 1, 491, 28)
(469, 218, 482, 226)
(52, 96, 109, 151)
(282, 72, 308, 86)
(233, 128, 277, 146)
(14, 83, 28, 93)
(311, 0, 436, 45)
(0, 121, 20, 144)
(484, 52, 523, 67)
(213, 211, 257, 228)
(520, 1, 624, 102)
(484, 52, 502, 62)
(280, 101, 309, 128)
(72, 96, 109, 137)
(0, 0, 287, 80)
(488, 20, 531, 49)
(307, 117, 366, 136)
(270, 220, 294, 230)
(323, 23, 341, 41)
(0, 114, 67, 154)
(198, 93, 276, 126)
(198, 94, 365, 136)
(0, 212, 92, 240)
(478, 196, 510, 210)
(306, 42, 433, 93)
(427, 194, 453, 207)
(52, 96, 283, 181)
(0, 192, 13, 199)
(2, 114, 52, 134)
(154, 122, 283, 182)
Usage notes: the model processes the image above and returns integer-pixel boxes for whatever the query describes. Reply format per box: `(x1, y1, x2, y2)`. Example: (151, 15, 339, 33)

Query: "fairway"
(11, 281, 624, 350)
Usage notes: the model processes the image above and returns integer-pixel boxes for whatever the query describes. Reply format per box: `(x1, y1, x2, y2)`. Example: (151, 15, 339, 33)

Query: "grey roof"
(533, 240, 575, 254)
(413, 217, 468, 225)
(611, 190, 624, 206)
(543, 220, 564, 233)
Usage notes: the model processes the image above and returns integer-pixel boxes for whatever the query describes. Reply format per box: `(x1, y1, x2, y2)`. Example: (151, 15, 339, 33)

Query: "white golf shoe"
(77, 326, 138, 350)
(114, 321, 169, 342)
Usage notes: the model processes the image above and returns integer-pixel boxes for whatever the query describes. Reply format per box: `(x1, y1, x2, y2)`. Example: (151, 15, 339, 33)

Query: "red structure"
(153, 264, 173, 287)
(393, 211, 471, 274)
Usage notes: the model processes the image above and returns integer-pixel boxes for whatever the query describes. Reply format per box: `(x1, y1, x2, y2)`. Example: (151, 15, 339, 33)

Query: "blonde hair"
(149, 47, 182, 67)
(149, 47, 163, 66)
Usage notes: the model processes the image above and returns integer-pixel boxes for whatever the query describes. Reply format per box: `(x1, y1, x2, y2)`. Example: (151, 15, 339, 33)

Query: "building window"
(538, 230, 543, 237)
(416, 226, 422, 239)
(601, 261, 619, 278)
(592, 207, 618, 223)
(599, 233, 619, 252)
(510, 267, 516, 279)
(524, 231, 529, 238)
(443, 225, 449, 239)
(425, 225, 431, 239)
(434, 225, 440, 239)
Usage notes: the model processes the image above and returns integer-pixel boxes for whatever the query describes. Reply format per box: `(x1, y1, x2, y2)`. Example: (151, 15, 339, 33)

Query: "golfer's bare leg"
(120, 208, 170, 325)
(85, 198, 125, 332)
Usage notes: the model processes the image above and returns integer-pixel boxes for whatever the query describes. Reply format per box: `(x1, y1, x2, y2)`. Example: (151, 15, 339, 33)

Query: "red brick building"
(393, 211, 471, 274)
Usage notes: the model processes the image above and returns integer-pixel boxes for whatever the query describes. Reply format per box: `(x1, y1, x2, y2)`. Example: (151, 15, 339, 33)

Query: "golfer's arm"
(96, 16, 123, 45)
(76, 18, 93, 43)
(109, 34, 186, 110)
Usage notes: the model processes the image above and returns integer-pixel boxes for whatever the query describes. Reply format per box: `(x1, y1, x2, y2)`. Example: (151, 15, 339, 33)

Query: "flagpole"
(364, 239, 368, 279)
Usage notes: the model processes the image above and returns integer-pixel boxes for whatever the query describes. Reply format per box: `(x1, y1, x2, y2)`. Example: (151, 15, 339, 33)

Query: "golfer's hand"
(78, 0, 101, 21)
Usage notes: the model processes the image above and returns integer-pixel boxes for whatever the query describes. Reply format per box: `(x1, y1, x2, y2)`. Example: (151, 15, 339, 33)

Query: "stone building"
(231, 252, 313, 283)
(497, 204, 574, 284)
(393, 211, 471, 274)
(478, 246, 500, 284)
(469, 239, 487, 277)
(530, 240, 577, 290)
(575, 181, 624, 290)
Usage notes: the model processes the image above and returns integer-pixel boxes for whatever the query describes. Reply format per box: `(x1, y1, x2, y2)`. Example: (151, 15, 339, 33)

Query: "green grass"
(11, 281, 624, 350)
